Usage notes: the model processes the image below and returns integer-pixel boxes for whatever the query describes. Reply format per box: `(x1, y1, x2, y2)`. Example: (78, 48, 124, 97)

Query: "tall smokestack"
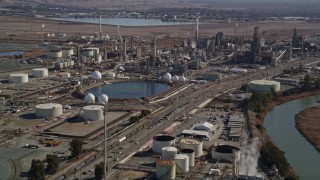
(195, 17, 199, 41)
(153, 35, 156, 66)
(99, 15, 102, 39)
(123, 39, 127, 61)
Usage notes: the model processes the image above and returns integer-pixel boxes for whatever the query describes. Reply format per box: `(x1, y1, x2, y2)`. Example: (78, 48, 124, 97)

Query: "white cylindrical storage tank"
(212, 145, 240, 163)
(106, 72, 116, 79)
(248, 80, 280, 92)
(35, 103, 63, 118)
(83, 105, 104, 121)
(174, 154, 189, 173)
(163, 73, 172, 81)
(48, 50, 62, 58)
(156, 160, 176, 180)
(69, 60, 75, 66)
(179, 139, 203, 157)
(62, 48, 74, 57)
(153, 135, 175, 154)
(63, 61, 68, 68)
(32, 68, 48, 78)
(161, 147, 177, 160)
(181, 149, 195, 167)
(9, 73, 28, 83)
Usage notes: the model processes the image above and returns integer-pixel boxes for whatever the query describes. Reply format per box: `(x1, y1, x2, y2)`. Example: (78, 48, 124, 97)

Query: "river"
(47, 17, 193, 26)
(264, 95, 320, 179)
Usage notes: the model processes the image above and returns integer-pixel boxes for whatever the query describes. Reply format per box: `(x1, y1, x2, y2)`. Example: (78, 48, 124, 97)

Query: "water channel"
(264, 95, 320, 179)
(0, 51, 25, 57)
(47, 17, 193, 26)
(84, 81, 171, 99)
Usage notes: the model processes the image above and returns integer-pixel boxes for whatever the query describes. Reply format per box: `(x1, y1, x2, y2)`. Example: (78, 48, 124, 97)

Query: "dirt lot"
(296, 106, 320, 152)
(1, 16, 320, 42)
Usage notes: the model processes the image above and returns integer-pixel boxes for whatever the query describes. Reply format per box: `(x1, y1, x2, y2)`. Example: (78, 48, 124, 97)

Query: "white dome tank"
(91, 71, 102, 80)
(98, 94, 109, 105)
(181, 149, 195, 167)
(174, 154, 189, 173)
(156, 160, 176, 180)
(181, 76, 188, 82)
(161, 147, 177, 160)
(179, 139, 203, 157)
(35, 103, 63, 118)
(63, 61, 68, 68)
(83, 105, 104, 121)
(84, 93, 95, 103)
(9, 73, 28, 83)
(32, 68, 48, 78)
(153, 135, 175, 154)
(163, 73, 172, 81)
(172, 76, 179, 82)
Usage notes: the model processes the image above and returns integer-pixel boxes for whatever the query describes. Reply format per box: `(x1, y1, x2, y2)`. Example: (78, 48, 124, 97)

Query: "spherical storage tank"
(9, 73, 28, 83)
(153, 135, 175, 154)
(84, 93, 95, 103)
(83, 105, 104, 121)
(48, 50, 62, 58)
(172, 76, 179, 82)
(32, 68, 48, 78)
(212, 145, 240, 163)
(248, 80, 280, 92)
(161, 147, 177, 160)
(174, 154, 189, 173)
(35, 103, 63, 118)
(179, 139, 203, 157)
(163, 73, 172, 81)
(181, 149, 195, 167)
(156, 160, 176, 180)
(90, 71, 102, 80)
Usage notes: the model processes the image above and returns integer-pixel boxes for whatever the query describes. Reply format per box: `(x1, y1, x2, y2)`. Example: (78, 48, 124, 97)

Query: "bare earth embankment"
(296, 106, 320, 152)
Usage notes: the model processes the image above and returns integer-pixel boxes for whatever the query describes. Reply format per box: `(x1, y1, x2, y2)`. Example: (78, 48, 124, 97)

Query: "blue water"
(264, 95, 320, 179)
(0, 51, 25, 57)
(47, 17, 192, 26)
(84, 81, 171, 99)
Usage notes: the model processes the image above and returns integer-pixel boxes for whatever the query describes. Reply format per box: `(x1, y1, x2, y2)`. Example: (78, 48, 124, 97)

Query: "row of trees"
(27, 139, 84, 180)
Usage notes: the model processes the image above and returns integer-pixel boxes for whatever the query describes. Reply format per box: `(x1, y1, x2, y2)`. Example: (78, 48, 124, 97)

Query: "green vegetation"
(248, 92, 274, 113)
(260, 141, 298, 179)
(46, 154, 60, 173)
(69, 138, 84, 157)
(128, 109, 151, 124)
(28, 159, 45, 180)
(94, 162, 104, 180)
(240, 84, 249, 92)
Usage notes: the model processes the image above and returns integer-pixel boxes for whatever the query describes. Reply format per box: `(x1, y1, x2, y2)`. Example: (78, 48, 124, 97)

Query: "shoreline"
(295, 106, 320, 152)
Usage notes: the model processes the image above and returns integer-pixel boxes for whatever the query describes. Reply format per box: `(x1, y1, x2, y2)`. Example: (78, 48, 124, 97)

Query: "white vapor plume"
(239, 137, 261, 176)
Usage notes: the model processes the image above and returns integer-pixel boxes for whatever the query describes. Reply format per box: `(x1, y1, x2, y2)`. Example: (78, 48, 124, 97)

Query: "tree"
(95, 162, 104, 180)
(46, 154, 60, 173)
(28, 159, 45, 180)
(69, 139, 84, 157)
(300, 74, 313, 91)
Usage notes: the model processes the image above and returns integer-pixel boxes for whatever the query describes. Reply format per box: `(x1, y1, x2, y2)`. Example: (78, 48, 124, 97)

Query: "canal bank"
(258, 91, 320, 179)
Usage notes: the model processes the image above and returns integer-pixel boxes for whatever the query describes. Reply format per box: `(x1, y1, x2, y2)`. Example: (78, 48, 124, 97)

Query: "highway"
(60, 57, 318, 180)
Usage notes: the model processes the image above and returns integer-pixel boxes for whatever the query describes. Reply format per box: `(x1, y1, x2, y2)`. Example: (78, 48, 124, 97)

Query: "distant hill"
(0, 0, 319, 10)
